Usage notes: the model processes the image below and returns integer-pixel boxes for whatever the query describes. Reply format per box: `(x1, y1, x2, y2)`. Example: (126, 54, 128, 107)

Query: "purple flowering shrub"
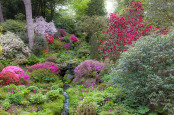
(26, 62, 59, 74)
(58, 29, 68, 37)
(73, 60, 104, 84)
(63, 43, 71, 49)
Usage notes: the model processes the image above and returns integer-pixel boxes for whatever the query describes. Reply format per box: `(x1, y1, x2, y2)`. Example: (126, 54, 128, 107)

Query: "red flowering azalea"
(45, 33, 54, 43)
(0, 71, 21, 86)
(98, 1, 168, 60)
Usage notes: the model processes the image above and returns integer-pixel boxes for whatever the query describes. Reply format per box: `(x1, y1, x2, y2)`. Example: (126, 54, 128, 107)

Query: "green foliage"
(111, 31, 174, 114)
(31, 68, 57, 82)
(2, 99, 10, 110)
(77, 16, 106, 59)
(27, 54, 40, 65)
(145, 0, 174, 28)
(53, 39, 64, 50)
(27, 86, 39, 92)
(32, 35, 48, 56)
(0, 91, 7, 99)
(68, 0, 90, 19)
(137, 106, 150, 114)
(0, 63, 4, 72)
(7, 93, 23, 105)
(1, 19, 26, 33)
(29, 93, 46, 104)
(46, 90, 60, 101)
(51, 85, 59, 90)
(14, 13, 25, 21)
(85, 0, 106, 16)
(0, 110, 9, 115)
(17, 30, 28, 45)
(77, 100, 96, 115)
(43, 99, 65, 115)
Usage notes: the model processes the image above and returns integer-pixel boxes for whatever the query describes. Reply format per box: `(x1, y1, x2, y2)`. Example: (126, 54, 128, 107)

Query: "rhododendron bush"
(26, 62, 59, 74)
(98, 1, 168, 60)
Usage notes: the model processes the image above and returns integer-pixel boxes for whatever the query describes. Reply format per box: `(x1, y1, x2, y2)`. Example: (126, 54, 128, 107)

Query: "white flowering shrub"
(34, 17, 57, 36)
(0, 31, 31, 59)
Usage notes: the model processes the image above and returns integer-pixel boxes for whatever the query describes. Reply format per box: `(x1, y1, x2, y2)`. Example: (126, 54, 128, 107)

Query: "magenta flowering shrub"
(26, 62, 59, 74)
(63, 43, 70, 49)
(1, 66, 30, 79)
(73, 60, 104, 83)
(70, 34, 79, 42)
(58, 29, 68, 37)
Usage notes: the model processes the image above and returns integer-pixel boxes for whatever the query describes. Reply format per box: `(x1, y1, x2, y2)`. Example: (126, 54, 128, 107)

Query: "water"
(62, 92, 69, 115)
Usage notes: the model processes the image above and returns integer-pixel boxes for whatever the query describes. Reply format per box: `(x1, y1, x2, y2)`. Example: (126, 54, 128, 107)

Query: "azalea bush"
(26, 62, 59, 74)
(110, 30, 174, 114)
(98, 1, 168, 60)
(0, 72, 20, 86)
(73, 60, 104, 85)
(1, 66, 30, 79)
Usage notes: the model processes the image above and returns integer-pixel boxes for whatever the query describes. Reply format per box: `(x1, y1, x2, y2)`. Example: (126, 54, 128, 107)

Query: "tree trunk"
(23, 0, 34, 49)
(0, 2, 4, 23)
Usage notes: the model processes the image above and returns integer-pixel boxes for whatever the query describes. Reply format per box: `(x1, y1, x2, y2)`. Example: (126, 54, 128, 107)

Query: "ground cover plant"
(0, 0, 173, 115)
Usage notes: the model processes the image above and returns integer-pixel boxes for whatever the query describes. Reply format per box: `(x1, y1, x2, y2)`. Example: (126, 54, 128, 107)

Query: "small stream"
(61, 84, 70, 115)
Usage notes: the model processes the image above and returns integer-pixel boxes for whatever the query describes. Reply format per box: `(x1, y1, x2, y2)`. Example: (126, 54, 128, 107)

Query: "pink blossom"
(70, 34, 79, 42)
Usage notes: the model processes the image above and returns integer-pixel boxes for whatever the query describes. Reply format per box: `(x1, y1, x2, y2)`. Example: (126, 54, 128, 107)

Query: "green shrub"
(51, 85, 59, 90)
(32, 35, 48, 56)
(0, 63, 4, 72)
(111, 31, 174, 114)
(0, 91, 8, 99)
(0, 110, 9, 115)
(46, 90, 60, 101)
(7, 93, 23, 105)
(31, 68, 57, 82)
(2, 99, 10, 110)
(29, 93, 46, 104)
(1, 19, 26, 33)
(43, 100, 64, 115)
(27, 54, 40, 65)
(27, 86, 39, 92)
(53, 39, 64, 50)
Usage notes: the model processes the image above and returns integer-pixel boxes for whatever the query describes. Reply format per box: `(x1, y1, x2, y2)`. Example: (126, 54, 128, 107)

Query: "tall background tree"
(23, 0, 34, 49)
(0, 1, 4, 23)
(85, 0, 106, 16)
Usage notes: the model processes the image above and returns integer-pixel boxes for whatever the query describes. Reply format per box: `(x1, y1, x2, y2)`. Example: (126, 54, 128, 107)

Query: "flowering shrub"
(1, 66, 30, 79)
(0, 32, 31, 59)
(70, 34, 79, 42)
(0, 71, 20, 86)
(34, 17, 57, 36)
(45, 33, 54, 43)
(98, 1, 168, 59)
(73, 60, 104, 83)
(63, 43, 70, 50)
(26, 62, 59, 74)
(57, 29, 68, 37)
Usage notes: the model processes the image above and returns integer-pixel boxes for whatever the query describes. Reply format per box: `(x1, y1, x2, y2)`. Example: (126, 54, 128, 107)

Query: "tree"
(85, 0, 106, 16)
(0, 1, 4, 23)
(23, 0, 34, 49)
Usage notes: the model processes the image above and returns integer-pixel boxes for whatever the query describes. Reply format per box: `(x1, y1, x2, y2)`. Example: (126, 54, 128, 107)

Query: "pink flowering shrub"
(70, 34, 79, 42)
(58, 29, 68, 37)
(26, 62, 59, 74)
(73, 60, 104, 83)
(1, 66, 30, 79)
(63, 43, 70, 49)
